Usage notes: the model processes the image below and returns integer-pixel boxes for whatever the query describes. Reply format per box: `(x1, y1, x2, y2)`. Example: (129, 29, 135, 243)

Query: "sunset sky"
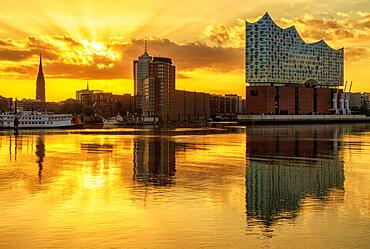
(0, 0, 369, 101)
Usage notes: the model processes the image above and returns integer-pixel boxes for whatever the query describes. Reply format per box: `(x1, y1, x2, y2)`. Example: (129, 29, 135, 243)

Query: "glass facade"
(246, 13, 344, 87)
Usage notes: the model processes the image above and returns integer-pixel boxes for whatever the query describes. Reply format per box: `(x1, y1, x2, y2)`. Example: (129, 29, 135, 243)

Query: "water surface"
(0, 124, 370, 248)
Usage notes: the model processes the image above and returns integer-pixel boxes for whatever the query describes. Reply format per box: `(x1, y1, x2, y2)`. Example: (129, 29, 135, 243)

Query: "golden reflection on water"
(0, 125, 370, 248)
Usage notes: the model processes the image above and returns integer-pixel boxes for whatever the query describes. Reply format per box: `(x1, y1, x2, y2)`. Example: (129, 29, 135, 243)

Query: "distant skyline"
(0, 0, 369, 101)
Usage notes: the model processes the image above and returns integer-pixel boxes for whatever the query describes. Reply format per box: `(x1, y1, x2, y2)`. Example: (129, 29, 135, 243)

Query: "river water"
(0, 124, 370, 248)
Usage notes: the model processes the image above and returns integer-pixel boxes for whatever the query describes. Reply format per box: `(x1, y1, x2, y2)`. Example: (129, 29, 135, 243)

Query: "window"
(251, 90, 258, 97)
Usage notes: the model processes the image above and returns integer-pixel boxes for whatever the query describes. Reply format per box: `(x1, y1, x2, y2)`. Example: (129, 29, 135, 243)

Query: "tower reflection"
(35, 136, 45, 183)
(134, 137, 176, 185)
(245, 125, 345, 227)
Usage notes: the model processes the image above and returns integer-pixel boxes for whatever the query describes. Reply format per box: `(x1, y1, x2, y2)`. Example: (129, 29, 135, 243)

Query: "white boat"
(0, 111, 78, 129)
(102, 114, 124, 126)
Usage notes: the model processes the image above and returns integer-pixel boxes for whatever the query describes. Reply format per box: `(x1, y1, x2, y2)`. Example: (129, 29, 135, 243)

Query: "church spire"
(36, 54, 46, 102)
(39, 54, 43, 73)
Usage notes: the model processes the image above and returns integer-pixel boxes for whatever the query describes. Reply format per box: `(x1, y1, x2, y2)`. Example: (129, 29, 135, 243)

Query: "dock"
(237, 114, 370, 125)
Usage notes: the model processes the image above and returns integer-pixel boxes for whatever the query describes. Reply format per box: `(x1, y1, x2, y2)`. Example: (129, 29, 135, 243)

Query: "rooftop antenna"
(87, 81, 89, 90)
(144, 38, 147, 53)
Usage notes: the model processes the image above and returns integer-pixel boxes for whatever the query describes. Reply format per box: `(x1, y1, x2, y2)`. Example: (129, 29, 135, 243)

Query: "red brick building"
(141, 56, 211, 122)
(210, 94, 243, 117)
(245, 86, 341, 115)
(94, 93, 133, 117)
(0, 96, 12, 112)
(173, 90, 210, 122)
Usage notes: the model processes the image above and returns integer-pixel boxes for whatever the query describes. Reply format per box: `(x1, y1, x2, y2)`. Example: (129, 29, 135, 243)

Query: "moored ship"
(0, 111, 79, 129)
(102, 114, 124, 126)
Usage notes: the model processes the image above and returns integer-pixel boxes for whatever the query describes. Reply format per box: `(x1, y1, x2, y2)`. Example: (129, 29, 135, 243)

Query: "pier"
(237, 114, 370, 125)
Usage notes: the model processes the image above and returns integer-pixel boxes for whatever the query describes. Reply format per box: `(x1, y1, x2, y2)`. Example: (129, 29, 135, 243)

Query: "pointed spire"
(36, 54, 46, 102)
(144, 38, 148, 53)
(39, 54, 43, 73)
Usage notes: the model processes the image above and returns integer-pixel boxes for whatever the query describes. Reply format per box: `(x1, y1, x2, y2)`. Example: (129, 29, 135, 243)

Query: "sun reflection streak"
(81, 161, 106, 190)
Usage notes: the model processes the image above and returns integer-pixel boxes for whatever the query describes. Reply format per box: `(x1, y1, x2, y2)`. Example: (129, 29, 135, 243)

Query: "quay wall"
(237, 115, 370, 125)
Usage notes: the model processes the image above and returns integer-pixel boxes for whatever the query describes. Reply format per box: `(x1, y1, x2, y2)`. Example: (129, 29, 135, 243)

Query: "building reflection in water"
(134, 137, 176, 186)
(8, 134, 25, 162)
(245, 125, 345, 227)
(35, 136, 45, 183)
(80, 143, 114, 154)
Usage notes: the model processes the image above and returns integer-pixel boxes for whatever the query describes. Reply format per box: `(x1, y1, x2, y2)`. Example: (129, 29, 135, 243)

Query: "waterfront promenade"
(238, 114, 370, 124)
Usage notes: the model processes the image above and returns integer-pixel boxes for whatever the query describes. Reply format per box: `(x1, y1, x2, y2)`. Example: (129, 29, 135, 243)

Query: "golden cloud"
(205, 11, 370, 63)
(204, 23, 244, 48)
(1, 11, 368, 82)
(0, 37, 243, 81)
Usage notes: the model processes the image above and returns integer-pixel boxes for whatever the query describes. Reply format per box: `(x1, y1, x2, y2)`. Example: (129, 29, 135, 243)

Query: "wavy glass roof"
(247, 12, 343, 52)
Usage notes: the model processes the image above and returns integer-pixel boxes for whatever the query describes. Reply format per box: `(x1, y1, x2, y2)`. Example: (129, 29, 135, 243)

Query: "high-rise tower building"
(142, 57, 176, 120)
(133, 47, 211, 122)
(36, 54, 46, 102)
(133, 41, 152, 112)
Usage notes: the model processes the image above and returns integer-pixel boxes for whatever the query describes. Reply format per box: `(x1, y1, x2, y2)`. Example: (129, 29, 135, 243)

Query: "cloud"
(204, 23, 244, 47)
(207, 11, 370, 63)
(122, 39, 243, 71)
(0, 39, 15, 47)
(277, 12, 370, 44)
(277, 13, 370, 63)
(208, 11, 370, 48)
(0, 48, 34, 61)
(1, 11, 368, 81)
(3, 65, 36, 77)
(177, 73, 191, 79)
(0, 36, 60, 62)
(53, 35, 81, 47)
(345, 47, 370, 62)
(205, 25, 230, 46)
(0, 37, 243, 81)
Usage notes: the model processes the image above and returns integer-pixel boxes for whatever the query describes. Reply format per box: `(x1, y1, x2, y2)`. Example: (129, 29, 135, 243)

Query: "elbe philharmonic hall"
(245, 13, 344, 115)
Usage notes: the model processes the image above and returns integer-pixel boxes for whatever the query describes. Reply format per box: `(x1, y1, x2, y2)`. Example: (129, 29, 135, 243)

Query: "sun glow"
(0, 0, 369, 101)
(60, 39, 121, 66)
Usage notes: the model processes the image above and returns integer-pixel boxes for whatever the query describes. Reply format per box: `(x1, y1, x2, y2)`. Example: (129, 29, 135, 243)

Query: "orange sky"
(0, 0, 369, 101)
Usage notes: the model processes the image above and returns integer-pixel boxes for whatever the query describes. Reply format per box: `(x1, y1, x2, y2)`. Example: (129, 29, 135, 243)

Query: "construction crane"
(345, 81, 353, 115)
(340, 81, 347, 115)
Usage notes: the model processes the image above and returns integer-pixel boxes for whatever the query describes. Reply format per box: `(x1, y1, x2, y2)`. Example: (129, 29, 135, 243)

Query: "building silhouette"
(75, 83, 133, 117)
(0, 95, 12, 112)
(36, 54, 46, 102)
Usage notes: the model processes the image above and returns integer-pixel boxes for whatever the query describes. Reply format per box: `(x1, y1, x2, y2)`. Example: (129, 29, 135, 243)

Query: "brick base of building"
(245, 86, 341, 115)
